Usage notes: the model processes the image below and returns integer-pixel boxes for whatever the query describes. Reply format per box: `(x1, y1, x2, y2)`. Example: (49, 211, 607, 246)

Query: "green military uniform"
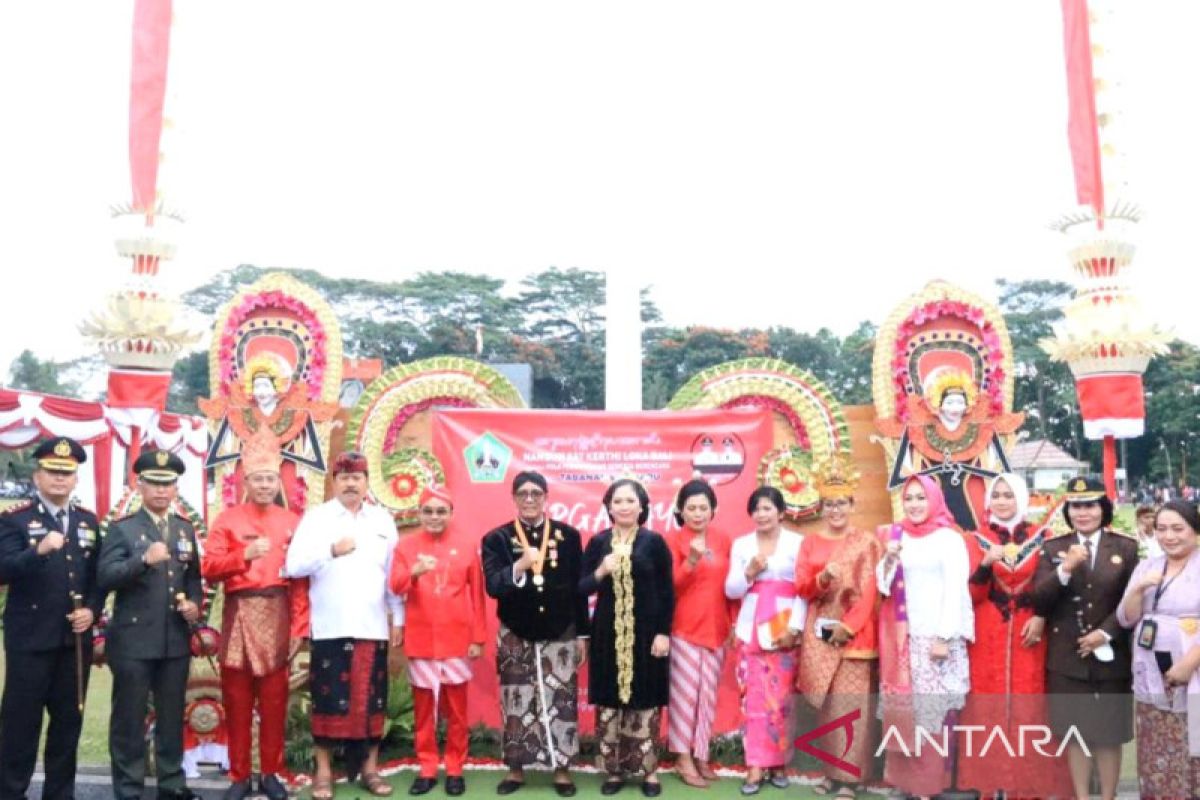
(97, 450, 202, 800)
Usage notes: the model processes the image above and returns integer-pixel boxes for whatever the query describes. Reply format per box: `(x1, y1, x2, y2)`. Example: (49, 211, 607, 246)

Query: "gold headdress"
(242, 354, 290, 396)
(813, 454, 860, 500)
(925, 370, 978, 411)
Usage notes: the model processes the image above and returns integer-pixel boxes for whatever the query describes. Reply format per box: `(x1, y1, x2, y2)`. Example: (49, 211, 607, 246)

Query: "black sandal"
(812, 777, 837, 795)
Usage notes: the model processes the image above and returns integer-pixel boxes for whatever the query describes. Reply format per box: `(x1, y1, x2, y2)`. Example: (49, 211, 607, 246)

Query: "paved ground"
(26, 765, 229, 800)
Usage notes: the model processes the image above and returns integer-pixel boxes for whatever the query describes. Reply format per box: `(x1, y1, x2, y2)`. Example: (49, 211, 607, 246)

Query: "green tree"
(7, 350, 79, 396)
(167, 351, 210, 415)
(1139, 340, 1200, 486)
(642, 327, 771, 408)
(514, 268, 608, 409)
(997, 279, 1086, 459)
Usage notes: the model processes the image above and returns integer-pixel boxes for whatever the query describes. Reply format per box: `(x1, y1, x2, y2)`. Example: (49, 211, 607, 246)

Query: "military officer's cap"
(32, 437, 87, 473)
(133, 449, 186, 485)
(1064, 475, 1107, 503)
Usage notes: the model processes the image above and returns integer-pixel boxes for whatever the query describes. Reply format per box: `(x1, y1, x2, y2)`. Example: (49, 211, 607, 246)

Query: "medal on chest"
(514, 518, 552, 592)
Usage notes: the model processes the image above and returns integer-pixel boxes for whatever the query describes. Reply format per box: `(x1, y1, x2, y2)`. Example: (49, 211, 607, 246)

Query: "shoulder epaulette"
(1108, 527, 1137, 540)
(1045, 528, 1074, 540)
(69, 498, 97, 517)
(0, 498, 33, 515)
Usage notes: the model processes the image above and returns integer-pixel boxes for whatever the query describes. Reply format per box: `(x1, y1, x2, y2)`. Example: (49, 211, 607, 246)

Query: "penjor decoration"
(1042, 0, 1168, 496)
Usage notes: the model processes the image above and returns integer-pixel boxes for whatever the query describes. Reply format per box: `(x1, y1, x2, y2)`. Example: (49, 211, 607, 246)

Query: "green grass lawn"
(331, 770, 837, 799)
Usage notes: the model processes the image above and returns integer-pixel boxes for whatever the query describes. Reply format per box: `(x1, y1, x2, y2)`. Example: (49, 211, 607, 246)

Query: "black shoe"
(553, 781, 577, 797)
(159, 790, 202, 800)
(496, 779, 525, 795)
(445, 776, 466, 796)
(601, 778, 625, 796)
(640, 780, 662, 798)
(260, 774, 289, 800)
(223, 781, 252, 800)
(408, 777, 437, 796)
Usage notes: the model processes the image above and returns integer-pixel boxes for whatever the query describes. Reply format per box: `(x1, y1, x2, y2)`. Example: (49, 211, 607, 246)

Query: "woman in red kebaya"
(390, 486, 486, 798)
(959, 473, 1071, 798)
(666, 479, 733, 789)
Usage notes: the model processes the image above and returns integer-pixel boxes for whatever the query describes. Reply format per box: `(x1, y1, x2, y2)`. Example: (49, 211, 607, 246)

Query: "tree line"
(6, 266, 1198, 486)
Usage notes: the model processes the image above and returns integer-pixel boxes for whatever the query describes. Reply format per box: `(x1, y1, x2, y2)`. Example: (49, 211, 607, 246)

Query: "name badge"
(1138, 618, 1158, 650)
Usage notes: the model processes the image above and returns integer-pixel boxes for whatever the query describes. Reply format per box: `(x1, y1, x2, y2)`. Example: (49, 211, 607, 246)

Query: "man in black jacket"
(480, 471, 589, 797)
(98, 449, 203, 800)
(0, 437, 103, 800)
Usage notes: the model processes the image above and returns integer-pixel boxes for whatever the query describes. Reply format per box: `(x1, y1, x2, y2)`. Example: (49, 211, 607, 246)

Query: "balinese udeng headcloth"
(332, 450, 369, 477)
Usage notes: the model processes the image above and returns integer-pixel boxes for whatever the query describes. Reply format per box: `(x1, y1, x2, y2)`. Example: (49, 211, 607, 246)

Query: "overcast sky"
(2, 1, 1197, 375)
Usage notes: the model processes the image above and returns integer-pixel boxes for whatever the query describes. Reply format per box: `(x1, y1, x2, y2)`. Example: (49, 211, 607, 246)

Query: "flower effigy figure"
(877, 369, 1022, 531)
(200, 354, 338, 512)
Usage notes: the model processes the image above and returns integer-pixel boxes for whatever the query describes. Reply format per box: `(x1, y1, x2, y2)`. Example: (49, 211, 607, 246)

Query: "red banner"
(431, 407, 774, 731)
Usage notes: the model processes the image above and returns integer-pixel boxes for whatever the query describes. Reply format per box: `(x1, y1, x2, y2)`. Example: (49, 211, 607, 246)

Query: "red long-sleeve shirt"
(668, 528, 735, 650)
(390, 529, 486, 660)
(202, 503, 309, 640)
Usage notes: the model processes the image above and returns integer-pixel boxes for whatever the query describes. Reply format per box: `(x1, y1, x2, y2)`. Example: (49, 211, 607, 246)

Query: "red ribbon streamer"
(1060, 0, 1104, 221)
(129, 0, 174, 217)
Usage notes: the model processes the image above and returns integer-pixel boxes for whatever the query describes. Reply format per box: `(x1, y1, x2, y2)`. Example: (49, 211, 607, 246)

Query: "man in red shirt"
(202, 436, 308, 800)
(390, 486, 486, 797)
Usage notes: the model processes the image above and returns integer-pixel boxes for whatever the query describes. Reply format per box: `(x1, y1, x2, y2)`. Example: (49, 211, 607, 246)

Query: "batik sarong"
(496, 624, 579, 769)
(596, 707, 661, 777)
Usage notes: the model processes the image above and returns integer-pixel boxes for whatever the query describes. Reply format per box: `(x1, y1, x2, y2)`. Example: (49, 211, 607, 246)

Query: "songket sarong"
(221, 588, 290, 675)
(596, 707, 661, 777)
(496, 624, 579, 769)
(668, 637, 724, 761)
(309, 639, 388, 744)
(798, 655, 875, 784)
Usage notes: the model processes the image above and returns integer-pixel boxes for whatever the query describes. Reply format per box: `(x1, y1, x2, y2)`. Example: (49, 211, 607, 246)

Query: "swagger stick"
(70, 593, 84, 713)
(176, 592, 218, 673)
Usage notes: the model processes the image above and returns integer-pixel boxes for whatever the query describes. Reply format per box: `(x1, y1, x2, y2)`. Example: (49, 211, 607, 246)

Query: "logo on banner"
(463, 432, 511, 483)
(690, 432, 746, 486)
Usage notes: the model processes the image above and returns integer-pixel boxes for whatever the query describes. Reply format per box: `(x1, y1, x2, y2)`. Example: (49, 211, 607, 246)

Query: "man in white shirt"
(286, 451, 404, 799)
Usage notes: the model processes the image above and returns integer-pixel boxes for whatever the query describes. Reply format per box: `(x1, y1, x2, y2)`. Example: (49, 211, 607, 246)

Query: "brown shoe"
(360, 772, 394, 797)
(696, 762, 720, 781)
(676, 768, 709, 789)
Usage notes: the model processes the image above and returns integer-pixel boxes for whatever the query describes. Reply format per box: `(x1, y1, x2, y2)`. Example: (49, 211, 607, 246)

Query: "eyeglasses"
(514, 490, 545, 500)
(419, 507, 451, 516)
(822, 500, 851, 509)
